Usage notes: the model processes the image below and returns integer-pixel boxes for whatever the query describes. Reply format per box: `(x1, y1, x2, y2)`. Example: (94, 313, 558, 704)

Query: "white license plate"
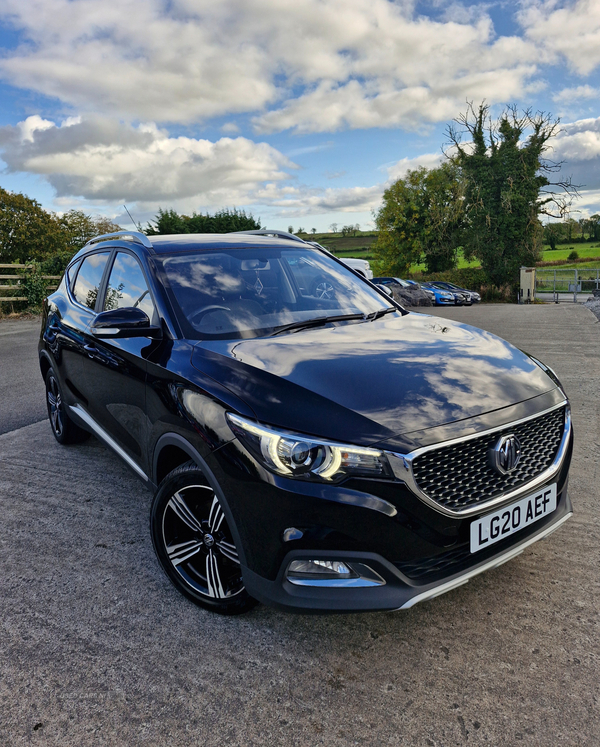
(470, 484, 557, 553)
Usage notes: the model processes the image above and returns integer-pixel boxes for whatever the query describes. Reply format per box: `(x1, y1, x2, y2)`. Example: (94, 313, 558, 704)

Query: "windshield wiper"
(365, 307, 397, 321)
(270, 313, 366, 336)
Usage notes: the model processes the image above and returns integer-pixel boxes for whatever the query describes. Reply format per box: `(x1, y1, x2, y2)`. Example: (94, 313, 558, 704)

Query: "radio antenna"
(123, 205, 138, 227)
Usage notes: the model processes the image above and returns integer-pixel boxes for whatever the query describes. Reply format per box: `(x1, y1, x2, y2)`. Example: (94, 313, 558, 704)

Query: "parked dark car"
(430, 281, 481, 304)
(373, 277, 433, 307)
(39, 231, 573, 614)
(424, 282, 470, 305)
(417, 281, 456, 305)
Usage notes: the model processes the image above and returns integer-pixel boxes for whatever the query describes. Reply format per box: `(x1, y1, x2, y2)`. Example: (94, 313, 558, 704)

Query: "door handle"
(84, 344, 98, 356)
(43, 321, 60, 342)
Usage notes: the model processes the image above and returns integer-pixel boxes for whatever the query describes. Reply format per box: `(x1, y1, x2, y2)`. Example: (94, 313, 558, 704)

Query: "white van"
(339, 257, 374, 280)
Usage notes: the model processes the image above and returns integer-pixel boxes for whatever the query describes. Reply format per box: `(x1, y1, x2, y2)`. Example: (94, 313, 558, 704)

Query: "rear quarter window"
(73, 252, 110, 310)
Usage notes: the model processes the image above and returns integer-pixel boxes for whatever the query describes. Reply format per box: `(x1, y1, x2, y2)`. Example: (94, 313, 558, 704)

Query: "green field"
(299, 231, 377, 258)
(540, 242, 600, 261)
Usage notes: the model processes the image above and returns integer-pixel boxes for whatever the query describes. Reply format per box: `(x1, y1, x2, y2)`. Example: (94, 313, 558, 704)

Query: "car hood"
(191, 312, 557, 447)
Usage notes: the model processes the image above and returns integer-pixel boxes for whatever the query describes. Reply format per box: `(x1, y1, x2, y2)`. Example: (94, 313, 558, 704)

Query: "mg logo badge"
(489, 434, 521, 475)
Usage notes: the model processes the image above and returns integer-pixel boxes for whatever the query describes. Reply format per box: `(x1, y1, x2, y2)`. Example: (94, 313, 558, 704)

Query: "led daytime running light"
(227, 413, 390, 482)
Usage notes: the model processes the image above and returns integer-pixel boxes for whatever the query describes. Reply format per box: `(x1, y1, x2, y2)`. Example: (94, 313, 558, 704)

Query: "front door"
(79, 251, 158, 474)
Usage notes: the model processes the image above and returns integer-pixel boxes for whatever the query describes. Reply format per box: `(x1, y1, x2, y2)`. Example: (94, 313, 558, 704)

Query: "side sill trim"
(69, 404, 148, 482)
(397, 511, 573, 610)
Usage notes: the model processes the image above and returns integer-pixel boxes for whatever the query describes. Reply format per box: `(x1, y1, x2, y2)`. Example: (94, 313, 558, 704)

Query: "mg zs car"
(39, 231, 573, 614)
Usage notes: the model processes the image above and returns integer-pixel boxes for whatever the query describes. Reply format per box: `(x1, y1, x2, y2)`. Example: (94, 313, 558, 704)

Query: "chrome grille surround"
(386, 401, 571, 518)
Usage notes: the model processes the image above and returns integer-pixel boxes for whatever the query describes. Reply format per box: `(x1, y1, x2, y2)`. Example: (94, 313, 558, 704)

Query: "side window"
(73, 252, 110, 310)
(66, 259, 81, 293)
(103, 252, 155, 319)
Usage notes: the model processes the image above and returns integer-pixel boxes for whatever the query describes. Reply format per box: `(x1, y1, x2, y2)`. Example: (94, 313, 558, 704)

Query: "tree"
(329, 223, 338, 234)
(446, 103, 579, 286)
(59, 210, 121, 250)
(0, 187, 64, 263)
(147, 207, 260, 235)
(543, 222, 561, 250)
(373, 163, 464, 276)
(311, 227, 317, 234)
(94, 215, 123, 237)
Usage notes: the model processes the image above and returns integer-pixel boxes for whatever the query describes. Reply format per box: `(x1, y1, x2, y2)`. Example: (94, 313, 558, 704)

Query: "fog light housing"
(286, 559, 386, 588)
(288, 559, 357, 579)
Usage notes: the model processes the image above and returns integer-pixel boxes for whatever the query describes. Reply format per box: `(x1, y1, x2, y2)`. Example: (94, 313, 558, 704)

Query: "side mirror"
(375, 284, 393, 297)
(91, 307, 162, 339)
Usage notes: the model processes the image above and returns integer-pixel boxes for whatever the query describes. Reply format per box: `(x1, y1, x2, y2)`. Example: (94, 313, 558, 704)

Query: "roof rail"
(232, 229, 308, 244)
(85, 230, 153, 249)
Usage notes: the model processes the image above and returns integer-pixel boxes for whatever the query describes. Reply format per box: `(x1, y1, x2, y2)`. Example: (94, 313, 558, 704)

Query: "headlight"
(227, 413, 393, 482)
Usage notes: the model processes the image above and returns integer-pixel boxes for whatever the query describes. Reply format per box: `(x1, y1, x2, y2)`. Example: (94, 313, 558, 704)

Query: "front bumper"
(242, 489, 572, 612)
(208, 413, 573, 613)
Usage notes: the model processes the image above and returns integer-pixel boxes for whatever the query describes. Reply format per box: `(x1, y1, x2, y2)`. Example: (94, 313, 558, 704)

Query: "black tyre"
(45, 367, 90, 444)
(150, 462, 257, 615)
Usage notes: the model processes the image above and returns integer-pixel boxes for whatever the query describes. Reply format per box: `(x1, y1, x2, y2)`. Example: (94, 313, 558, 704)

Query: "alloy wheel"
(46, 373, 65, 437)
(162, 484, 244, 600)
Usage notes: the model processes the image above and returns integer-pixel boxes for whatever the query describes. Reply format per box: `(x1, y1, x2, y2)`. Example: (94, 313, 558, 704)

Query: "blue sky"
(0, 0, 599, 232)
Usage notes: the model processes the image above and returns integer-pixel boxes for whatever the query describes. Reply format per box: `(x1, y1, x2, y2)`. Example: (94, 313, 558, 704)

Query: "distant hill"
(297, 231, 377, 259)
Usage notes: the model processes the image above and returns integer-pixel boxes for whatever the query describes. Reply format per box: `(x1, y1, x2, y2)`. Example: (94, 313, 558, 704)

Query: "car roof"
(77, 231, 315, 261)
(148, 233, 308, 253)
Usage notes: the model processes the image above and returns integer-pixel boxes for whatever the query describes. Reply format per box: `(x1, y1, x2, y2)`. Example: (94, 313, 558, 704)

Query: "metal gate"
(535, 267, 600, 303)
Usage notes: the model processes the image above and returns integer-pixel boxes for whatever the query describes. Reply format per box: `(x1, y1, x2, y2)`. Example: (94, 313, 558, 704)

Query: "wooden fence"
(0, 264, 61, 303)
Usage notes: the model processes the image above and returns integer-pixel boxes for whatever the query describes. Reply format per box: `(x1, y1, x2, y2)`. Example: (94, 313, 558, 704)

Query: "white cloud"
(544, 117, 600, 192)
(221, 122, 241, 134)
(553, 119, 600, 163)
(573, 189, 600, 217)
(385, 152, 444, 181)
(0, 116, 297, 206)
(3, 113, 600, 225)
(519, 0, 600, 75)
(0, 0, 542, 134)
(259, 183, 385, 215)
(0, 114, 388, 217)
(553, 85, 599, 105)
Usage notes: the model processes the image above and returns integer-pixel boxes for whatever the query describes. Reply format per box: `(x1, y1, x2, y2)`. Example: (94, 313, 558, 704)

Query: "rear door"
(47, 251, 111, 408)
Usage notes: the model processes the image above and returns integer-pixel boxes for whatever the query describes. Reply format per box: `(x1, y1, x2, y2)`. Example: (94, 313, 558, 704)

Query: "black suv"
(39, 231, 573, 614)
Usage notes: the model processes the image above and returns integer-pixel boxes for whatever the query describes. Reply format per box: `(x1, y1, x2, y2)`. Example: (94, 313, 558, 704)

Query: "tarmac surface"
(0, 318, 46, 434)
(0, 303, 598, 747)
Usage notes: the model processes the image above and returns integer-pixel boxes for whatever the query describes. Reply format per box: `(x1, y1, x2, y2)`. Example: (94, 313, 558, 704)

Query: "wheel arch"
(152, 433, 248, 568)
(39, 350, 53, 381)
(153, 435, 200, 486)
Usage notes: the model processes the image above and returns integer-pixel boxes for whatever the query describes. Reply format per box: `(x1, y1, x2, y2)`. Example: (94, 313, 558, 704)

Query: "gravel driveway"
(0, 303, 598, 747)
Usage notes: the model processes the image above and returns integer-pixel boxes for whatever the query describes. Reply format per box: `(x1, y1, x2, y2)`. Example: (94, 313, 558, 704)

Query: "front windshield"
(156, 245, 395, 340)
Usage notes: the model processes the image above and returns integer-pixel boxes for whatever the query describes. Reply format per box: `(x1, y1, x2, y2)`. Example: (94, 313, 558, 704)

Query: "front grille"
(395, 546, 472, 580)
(411, 406, 566, 512)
